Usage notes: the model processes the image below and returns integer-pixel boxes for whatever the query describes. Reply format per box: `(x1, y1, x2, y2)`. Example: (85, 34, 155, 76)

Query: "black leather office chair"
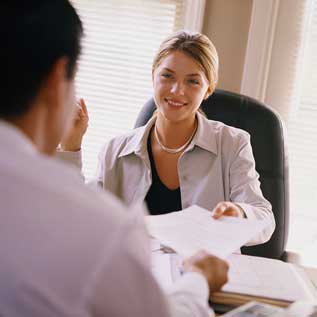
(134, 89, 289, 260)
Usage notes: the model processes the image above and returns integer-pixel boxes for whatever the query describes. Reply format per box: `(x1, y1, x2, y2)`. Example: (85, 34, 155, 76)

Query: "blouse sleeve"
(229, 132, 276, 245)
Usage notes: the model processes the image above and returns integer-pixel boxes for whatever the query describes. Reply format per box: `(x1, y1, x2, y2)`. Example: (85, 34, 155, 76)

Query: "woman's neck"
(155, 113, 197, 148)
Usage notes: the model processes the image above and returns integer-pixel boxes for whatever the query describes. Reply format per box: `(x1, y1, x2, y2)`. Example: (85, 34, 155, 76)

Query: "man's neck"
(6, 106, 55, 155)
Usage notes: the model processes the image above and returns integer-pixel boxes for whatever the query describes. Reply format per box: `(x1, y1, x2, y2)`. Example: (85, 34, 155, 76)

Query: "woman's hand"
(61, 98, 89, 151)
(211, 201, 246, 219)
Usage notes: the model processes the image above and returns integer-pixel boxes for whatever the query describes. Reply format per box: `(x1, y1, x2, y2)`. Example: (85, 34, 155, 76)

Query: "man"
(0, 1, 228, 316)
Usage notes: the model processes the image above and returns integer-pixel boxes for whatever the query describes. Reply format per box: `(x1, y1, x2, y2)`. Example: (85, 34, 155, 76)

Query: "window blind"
(287, 0, 317, 216)
(241, 0, 317, 256)
(71, 0, 188, 179)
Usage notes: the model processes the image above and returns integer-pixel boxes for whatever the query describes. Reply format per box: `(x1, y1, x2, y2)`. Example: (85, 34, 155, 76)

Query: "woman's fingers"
(74, 98, 88, 121)
(73, 104, 82, 121)
(79, 98, 89, 117)
(211, 202, 244, 219)
(212, 202, 228, 219)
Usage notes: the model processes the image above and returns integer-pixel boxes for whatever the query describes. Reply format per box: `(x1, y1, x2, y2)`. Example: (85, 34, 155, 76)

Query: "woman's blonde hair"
(152, 30, 219, 97)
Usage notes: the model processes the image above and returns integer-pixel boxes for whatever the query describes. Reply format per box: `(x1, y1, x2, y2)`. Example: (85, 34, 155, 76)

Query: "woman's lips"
(165, 98, 187, 107)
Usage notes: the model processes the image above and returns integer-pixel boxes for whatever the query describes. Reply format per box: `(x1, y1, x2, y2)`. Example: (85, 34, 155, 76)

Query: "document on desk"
(210, 253, 317, 308)
(146, 205, 266, 259)
(222, 253, 317, 302)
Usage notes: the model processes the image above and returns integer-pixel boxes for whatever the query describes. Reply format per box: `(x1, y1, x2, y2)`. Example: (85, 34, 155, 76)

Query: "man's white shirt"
(0, 120, 212, 317)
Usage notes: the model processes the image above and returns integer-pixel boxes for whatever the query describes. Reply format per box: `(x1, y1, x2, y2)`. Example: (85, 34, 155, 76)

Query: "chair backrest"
(134, 89, 289, 260)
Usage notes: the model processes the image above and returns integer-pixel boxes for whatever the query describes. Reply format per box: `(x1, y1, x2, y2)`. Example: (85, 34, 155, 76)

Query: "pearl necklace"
(154, 123, 197, 154)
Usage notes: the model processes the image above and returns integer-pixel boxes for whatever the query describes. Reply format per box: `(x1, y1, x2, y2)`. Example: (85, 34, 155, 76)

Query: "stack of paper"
(222, 301, 317, 317)
(147, 205, 317, 310)
(211, 253, 317, 308)
(146, 205, 266, 258)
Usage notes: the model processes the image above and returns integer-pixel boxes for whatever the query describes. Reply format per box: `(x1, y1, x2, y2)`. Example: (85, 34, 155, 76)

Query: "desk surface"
(214, 265, 317, 316)
(304, 266, 317, 290)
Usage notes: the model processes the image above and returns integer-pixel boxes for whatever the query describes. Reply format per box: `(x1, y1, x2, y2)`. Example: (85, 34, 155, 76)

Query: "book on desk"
(220, 301, 317, 317)
(152, 250, 317, 313)
(210, 253, 317, 310)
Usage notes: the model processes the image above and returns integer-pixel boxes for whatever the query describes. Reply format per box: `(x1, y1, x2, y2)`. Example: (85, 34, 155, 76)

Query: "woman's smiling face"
(152, 50, 209, 123)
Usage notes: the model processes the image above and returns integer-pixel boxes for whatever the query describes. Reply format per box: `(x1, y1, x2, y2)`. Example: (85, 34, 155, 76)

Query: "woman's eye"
(161, 73, 173, 79)
(188, 79, 200, 85)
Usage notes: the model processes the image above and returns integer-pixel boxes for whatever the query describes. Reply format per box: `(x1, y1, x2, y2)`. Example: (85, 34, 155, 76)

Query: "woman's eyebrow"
(161, 67, 175, 73)
(186, 73, 202, 77)
(161, 68, 203, 78)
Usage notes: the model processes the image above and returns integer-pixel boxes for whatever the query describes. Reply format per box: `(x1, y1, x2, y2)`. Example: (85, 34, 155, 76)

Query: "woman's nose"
(170, 81, 185, 95)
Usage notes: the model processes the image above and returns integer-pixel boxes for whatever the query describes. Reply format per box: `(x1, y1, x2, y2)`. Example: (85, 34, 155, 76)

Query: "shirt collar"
(118, 115, 156, 158)
(189, 112, 218, 155)
(118, 112, 218, 158)
(0, 120, 38, 156)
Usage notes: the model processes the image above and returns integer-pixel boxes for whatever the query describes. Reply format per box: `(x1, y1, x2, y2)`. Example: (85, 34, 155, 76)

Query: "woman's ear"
(204, 89, 211, 100)
(42, 57, 68, 113)
(205, 86, 215, 100)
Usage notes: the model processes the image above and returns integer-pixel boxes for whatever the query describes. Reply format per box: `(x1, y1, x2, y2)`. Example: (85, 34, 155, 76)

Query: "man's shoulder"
(3, 151, 128, 229)
(44, 154, 127, 217)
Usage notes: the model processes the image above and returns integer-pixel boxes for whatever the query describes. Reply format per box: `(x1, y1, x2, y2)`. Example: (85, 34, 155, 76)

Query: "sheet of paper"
(151, 251, 174, 290)
(223, 253, 317, 302)
(222, 301, 284, 317)
(221, 300, 317, 317)
(284, 301, 317, 317)
(150, 238, 183, 289)
(146, 205, 266, 259)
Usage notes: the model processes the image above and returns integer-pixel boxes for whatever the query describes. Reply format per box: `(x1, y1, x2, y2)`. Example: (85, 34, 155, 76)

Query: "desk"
(151, 248, 317, 316)
(214, 266, 317, 316)
(304, 266, 317, 290)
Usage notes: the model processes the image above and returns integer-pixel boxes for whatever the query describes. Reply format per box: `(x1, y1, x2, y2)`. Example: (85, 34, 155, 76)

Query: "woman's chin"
(157, 108, 193, 123)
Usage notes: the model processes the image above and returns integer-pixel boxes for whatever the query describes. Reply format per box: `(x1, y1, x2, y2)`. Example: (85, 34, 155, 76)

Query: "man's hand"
(61, 98, 89, 151)
(211, 201, 245, 219)
(183, 250, 229, 293)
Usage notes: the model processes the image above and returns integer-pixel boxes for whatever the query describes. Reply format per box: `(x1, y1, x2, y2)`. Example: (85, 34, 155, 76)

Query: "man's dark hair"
(0, 0, 83, 118)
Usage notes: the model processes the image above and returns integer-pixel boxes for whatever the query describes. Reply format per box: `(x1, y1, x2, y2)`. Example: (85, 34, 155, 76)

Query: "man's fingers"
(183, 252, 229, 293)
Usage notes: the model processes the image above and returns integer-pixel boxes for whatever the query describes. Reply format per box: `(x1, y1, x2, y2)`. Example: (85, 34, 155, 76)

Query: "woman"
(61, 31, 275, 245)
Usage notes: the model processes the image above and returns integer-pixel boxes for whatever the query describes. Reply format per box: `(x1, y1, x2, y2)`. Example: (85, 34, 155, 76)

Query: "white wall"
(202, 0, 253, 93)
